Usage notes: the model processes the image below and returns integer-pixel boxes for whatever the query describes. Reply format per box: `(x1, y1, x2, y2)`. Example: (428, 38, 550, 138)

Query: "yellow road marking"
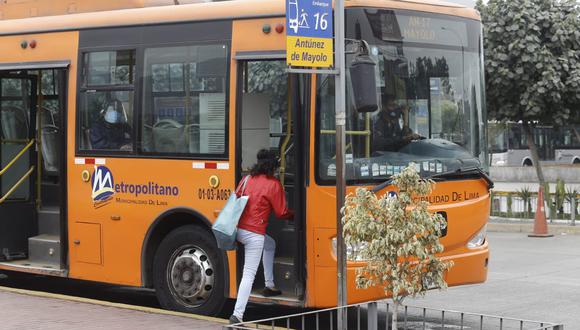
(0, 285, 227, 324)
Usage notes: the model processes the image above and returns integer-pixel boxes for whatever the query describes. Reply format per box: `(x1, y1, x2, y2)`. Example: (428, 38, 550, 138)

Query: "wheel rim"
(167, 245, 215, 308)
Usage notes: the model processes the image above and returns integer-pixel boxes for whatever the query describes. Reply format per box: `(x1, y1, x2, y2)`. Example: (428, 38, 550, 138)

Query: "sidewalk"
(0, 285, 225, 330)
(488, 216, 580, 235)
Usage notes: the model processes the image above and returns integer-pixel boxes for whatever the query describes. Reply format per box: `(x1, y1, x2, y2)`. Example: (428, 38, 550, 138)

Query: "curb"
(488, 220, 580, 235)
(0, 285, 227, 324)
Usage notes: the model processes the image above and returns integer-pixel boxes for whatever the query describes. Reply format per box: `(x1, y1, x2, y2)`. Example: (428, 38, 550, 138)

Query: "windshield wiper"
(371, 166, 493, 193)
(371, 176, 394, 193)
(430, 166, 494, 190)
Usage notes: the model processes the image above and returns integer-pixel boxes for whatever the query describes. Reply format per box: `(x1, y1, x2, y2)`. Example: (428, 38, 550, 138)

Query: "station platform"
(0, 284, 225, 330)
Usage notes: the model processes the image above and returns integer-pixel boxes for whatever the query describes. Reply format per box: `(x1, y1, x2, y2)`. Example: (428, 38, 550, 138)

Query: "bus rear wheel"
(153, 225, 226, 315)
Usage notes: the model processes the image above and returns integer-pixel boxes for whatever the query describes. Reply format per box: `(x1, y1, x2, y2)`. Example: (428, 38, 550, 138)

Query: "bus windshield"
(317, 8, 487, 184)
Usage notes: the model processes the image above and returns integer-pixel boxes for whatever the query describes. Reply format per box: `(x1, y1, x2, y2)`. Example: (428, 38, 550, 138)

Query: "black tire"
(523, 159, 533, 167)
(153, 225, 226, 315)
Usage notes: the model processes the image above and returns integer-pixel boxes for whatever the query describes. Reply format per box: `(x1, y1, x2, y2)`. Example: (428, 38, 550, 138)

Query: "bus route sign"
(286, 0, 334, 68)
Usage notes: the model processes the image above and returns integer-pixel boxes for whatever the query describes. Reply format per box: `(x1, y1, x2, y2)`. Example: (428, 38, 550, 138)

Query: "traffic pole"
(334, 0, 347, 328)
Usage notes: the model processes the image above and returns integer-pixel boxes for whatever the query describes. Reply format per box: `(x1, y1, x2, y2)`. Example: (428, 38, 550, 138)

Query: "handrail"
(0, 166, 35, 204)
(320, 129, 371, 136)
(279, 84, 293, 187)
(320, 113, 372, 157)
(0, 139, 35, 177)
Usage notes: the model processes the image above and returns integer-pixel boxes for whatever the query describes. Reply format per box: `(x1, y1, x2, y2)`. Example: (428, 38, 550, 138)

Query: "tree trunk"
(572, 198, 576, 226)
(522, 122, 549, 219)
(392, 299, 399, 330)
(573, 127, 580, 145)
(527, 200, 532, 219)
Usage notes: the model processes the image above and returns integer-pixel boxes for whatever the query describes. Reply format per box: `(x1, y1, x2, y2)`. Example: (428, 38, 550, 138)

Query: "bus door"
(0, 74, 37, 261)
(236, 59, 307, 304)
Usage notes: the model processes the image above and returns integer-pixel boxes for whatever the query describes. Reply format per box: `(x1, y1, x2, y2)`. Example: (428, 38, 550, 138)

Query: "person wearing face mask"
(372, 97, 420, 152)
(89, 99, 132, 150)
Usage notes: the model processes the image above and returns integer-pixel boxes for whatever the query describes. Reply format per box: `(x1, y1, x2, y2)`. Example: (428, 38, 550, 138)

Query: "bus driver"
(372, 98, 420, 152)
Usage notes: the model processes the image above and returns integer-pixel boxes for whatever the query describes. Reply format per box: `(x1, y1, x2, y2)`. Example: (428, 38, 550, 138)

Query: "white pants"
(233, 229, 276, 320)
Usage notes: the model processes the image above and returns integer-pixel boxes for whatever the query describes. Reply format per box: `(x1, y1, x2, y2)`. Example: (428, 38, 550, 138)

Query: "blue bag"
(212, 176, 250, 250)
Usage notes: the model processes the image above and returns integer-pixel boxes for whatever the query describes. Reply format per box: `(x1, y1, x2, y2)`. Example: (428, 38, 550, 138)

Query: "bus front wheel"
(153, 225, 226, 315)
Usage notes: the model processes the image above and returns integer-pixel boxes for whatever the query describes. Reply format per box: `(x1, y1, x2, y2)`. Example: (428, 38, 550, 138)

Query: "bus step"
(273, 257, 296, 295)
(28, 234, 60, 266)
(38, 207, 60, 236)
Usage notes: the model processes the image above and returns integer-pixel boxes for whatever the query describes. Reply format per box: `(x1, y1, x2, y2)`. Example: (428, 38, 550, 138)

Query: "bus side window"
(78, 50, 136, 153)
(141, 44, 228, 157)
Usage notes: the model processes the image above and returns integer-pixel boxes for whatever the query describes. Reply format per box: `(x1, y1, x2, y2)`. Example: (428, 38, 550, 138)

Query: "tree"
(477, 0, 580, 211)
(565, 187, 578, 225)
(342, 165, 453, 329)
(555, 178, 566, 218)
(517, 187, 533, 218)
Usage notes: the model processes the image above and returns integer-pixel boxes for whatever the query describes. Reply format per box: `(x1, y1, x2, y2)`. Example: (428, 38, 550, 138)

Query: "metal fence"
(491, 192, 578, 223)
(223, 300, 564, 330)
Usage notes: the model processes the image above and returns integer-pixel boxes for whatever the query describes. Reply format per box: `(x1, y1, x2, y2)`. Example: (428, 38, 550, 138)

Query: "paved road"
(409, 232, 580, 328)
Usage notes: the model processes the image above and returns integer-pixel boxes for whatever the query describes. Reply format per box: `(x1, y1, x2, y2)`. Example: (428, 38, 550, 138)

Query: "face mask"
(104, 106, 120, 124)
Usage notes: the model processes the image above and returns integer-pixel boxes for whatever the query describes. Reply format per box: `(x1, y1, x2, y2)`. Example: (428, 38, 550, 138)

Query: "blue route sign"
(286, 0, 334, 67)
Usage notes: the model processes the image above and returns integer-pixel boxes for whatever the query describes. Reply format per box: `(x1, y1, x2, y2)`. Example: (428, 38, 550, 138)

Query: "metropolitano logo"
(92, 165, 115, 207)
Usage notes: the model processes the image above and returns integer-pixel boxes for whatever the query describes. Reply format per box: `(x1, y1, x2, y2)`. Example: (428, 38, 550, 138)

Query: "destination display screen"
(363, 9, 475, 50)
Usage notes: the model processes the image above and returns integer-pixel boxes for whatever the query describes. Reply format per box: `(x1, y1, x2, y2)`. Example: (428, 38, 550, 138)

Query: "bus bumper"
(445, 242, 489, 287)
(308, 243, 489, 307)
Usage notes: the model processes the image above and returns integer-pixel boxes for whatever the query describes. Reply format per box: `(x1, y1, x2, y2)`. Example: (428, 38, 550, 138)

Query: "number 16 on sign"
(286, 0, 334, 68)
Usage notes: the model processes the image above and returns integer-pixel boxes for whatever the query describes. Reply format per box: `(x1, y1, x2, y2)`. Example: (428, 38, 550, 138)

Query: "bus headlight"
(332, 238, 368, 261)
(467, 225, 487, 249)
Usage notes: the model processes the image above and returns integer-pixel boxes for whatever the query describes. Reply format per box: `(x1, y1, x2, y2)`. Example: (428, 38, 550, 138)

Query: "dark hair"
(250, 149, 279, 176)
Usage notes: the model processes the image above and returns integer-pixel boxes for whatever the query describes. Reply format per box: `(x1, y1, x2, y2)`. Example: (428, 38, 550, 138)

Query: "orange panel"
(68, 159, 236, 285)
(306, 178, 491, 307)
(0, 31, 79, 65)
(314, 228, 335, 267)
(72, 223, 102, 265)
(232, 18, 286, 53)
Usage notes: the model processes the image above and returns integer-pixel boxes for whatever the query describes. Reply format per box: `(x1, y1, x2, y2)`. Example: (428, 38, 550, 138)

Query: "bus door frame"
(0, 71, 38, 260)
(0, 61, 69, 268)
(233, 52, 308, 302)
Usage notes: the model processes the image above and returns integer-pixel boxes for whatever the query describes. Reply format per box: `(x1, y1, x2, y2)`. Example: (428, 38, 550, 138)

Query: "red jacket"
(236, 174, 293, 235)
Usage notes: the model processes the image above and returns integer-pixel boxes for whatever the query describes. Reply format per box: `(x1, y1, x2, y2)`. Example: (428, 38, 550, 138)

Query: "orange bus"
(0, 0, 490, 316)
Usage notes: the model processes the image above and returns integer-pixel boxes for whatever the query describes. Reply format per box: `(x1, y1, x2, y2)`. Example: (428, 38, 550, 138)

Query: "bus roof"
(0, 0, 479, 37)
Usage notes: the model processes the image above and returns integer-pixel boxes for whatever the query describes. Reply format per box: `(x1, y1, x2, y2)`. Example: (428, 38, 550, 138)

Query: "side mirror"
(349, 54, 378, 113)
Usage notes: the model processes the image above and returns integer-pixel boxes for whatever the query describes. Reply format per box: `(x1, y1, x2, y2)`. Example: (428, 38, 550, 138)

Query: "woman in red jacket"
(230, 149, 294, 324)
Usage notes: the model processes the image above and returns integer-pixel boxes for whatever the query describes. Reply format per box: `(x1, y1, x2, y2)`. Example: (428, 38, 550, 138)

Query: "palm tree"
(565, 188, 578, 226)
(517, 187, 532, 219)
